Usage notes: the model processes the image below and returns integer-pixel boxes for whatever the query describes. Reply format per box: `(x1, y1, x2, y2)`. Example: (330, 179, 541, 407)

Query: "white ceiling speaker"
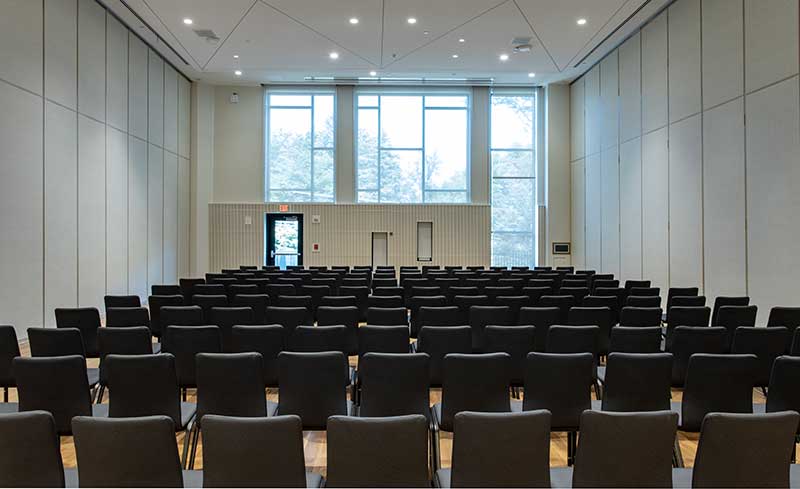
(511, 36, 534, 53)
(193, 29, 220, 44)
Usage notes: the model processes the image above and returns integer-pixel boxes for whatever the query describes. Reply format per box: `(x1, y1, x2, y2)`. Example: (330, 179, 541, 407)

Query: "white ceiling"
(101, 0, 673, 86)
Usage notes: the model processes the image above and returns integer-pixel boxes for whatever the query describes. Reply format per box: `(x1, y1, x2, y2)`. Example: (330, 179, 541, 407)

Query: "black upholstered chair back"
(106, 307, 150, 328)
(104, 295, 141, 309)
(767, 356, 800, 419)
(732, 326, 789, 387)
(665, 306, 710, 349)
(54, 307, 101, 357)
(148, 295, 186, 337)
(439, 353, 512, 431)
(608, 326, 662, 353)
(366, 306, 407, 326)
(666, 287, 699, 311)
(105, 353, 182, 426)
(419, 306, 463, 327)
(160, 305, 204, 328)
(276, 351, 349, 430)
(711, 296, 750, 326)
(468, 306, 511, 351)
(357, 326, 410, 357)
(195, 352, 267, 423)
(231, 294, 270, 324)
(265, 306, 308, 344)
(98, 327, 153, 384)
(670, 326, 727, 386)
(416, 326, 473, 387)
(0, 325, 20, 389)
(625, 295, 661, 307)
(290, 325, 349, 355)
(523, 352, 593, 430)
(567, 307, 612, 355)
(161, 325, 222, 389)
(230, 325, 284, 387)
(317, 306, 359, 355)
(538, 295, 574, 323)
(602, 352, 672, 412)
(358, 353, 429, 418)
(0, 411, 65, 487)
(546, 325, 599, 357)
(768, 307, 800, 351)
(518, 306, 560, 352)
(484, 325, 536, 386)
(619, 306, 663, 328)
(209, 307, 255, 352)
(152, 285, 182, 296)
(717, 305, 758, 349)
(28, 327, 86, 357)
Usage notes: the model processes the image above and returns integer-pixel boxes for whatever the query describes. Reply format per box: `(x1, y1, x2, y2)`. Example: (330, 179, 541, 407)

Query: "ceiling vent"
(511, 36, 534, 53)
(193, 29, 220, 44)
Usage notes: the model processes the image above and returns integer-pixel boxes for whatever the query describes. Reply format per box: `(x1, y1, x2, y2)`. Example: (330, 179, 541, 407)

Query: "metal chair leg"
(3, 387, 7, 403)
(95, 385, 105, 404)
(188, 424, 200, 470)
(567, 431, 577, 466)
(180, 425, 192, 469)
(673, 438, 684, 468)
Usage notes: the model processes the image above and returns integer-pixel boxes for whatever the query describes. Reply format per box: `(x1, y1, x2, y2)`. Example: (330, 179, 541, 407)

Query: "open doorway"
(266, 213, 303, 270)
(372, 232, 388, 267)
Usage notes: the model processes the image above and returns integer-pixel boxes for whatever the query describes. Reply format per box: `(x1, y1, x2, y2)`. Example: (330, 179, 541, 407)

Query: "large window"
(356, 92, 470, 203)
(490, 92, 537, 267)
(265, 91, 335, 202)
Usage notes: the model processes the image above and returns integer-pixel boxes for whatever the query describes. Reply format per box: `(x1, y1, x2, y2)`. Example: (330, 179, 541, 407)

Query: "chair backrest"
(104, 295, 141, 309)
(567, 307, 612, 355)
(230, 325, 284, 387)
(152, 285, 182, 296)
(179, 278, 206, 299)
(317, 306, 359, 355)
(409, 296, 448, 336)
(193, 283, 226, 297)
(768, 307, 800, 346)
(711, 296, 750, 326)
(0, 411, 65, 487)
(106, 307, 151, 328)
(196, 352, 267, 423)
(624, 280, 651, 290)
(28, 327, 86, 357)
(320, 295, 357, 307)
(418, 306, 463, 327)
(209, 307, 255, 352)
(97, 326, 153, 384)
(201, 414, 307, 488)
(546, 325, 599, 356)
(717, 305, 758, 348)
(538, 295, 575, 323)
(619, 306, 663, 327)
(161, 325, 222, 388)
(231, 294, 270, 324)
(357, 325, 409, 357)
(468, 306, 511, 351)
(666, 287, 699, 310)
(440, 353, 512, 431)
(625, 295, 661, 308)
(681, 353, 758, 431)
(523, 352, 593, 430)
(358, 353, 429, 418)
(289, 325, 349, 355)
(572, 410, 678, 488)
(366, 306, 407, 326)
(666, 305, 710, 330)
(609, 326, 662, 353)
(326, 415, 429, 487)
(416, 326, 473, 386)
(13, 355, 91, 435)
(105, 353, 182, 427)
(518, 307, 560, 352)
(161, 305, 204, 328)
(767, 356, 800, 417)
(495, 296, 531, 323)
(72, 415, 183, 487)
(367, 293, 404, 308)
(265, 306, 308, 344)
(0, 325, 20, 387)
(266, 283, 296, 298)
(602, 353, 673, 412)
(670, 295, 706, 308)
(191, 294, 229, 319)
(54, 307, 100, 356)
(669, 326, 727, 386)
(484, 325, 536, 385)
(277, 351, 348, 429)
(732, 326, 789, 387)
(227, 284, 260, 302)
(692, 412, 800, 488)
(148, 295, 186, 337)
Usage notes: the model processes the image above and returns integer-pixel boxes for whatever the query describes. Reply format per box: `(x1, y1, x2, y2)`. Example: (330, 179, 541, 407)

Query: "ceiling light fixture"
(452, 54, 459, 58)
(407, 17, 417, 24)
(349, 17, 359, 24)
(369, 71, 377, 76)
(329, 52, 339, 60)
(182, 18, 193, 25)
(577, 18, 587, 25)
(499, 53, 509, 61)
(234, 70, 242, 76)
(528, 72, 536, 78)
(233, 54, 239, 59)
(458, 38, 465, 43)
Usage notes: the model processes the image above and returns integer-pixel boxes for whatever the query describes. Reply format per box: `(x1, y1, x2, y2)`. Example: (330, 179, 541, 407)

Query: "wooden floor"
(12, 341, 770, 476)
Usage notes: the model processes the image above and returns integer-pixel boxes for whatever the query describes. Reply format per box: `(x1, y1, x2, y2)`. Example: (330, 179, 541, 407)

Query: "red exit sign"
(279, 204, 289, 212)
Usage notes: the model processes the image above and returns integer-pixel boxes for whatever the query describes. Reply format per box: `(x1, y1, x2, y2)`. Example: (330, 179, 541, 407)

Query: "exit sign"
(279, 204, 289, 212)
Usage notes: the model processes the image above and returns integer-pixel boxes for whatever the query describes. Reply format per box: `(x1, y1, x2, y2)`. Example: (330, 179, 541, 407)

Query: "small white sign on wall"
(311, 215, 321, 224)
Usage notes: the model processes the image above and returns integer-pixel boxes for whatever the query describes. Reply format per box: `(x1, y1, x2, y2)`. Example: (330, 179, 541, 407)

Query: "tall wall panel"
(44, 0, 78, 109)
(0, 0, 43, 95)
(570, 78, 585, 161)
(600, 53, 619, 151)
(106, 16, 128, 132)
(641, 13, 668, 133)
(147, 51, 164, 147)
(163, 152, 179, 284)
(601, 147, 620, 277)
(164, 67, 179, 154)
(147, 145, 164, 289)
(642, 128, 669, 299)
(128, 137, 149, 299)
(178, 157, 191, 276)
(619, 138, 642, 281)
(106, 127, 128, 295)
(44, 102, 78, 326)
(77, 0, 105, 122)
(668, 114, 703, 288)
(744, 0, 799, 93)
(619, 33, 641, 142)
(178, 78, 191, 158)
(128, 35, 148, 141)
(584, 66, 602, 157)
(571, 160, 586, 268)
(668, 0, 701, 123)
(702, 0, 744, 110)
(77, 115, 106, 309)
(584, 153, 602, 270)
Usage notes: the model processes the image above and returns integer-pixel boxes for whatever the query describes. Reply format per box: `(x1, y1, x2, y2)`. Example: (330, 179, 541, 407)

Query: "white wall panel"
(601, 147, 620, 277)
(746, 76, 800, 322)
(44, 101, 77, 326)
(44, 0, 77, 109)
(0, 0, 43, 95)
(178, 78, 191, 158)
(619, 33, 642, 142)
(77, 0, 105, 122)
(148, 51, 164, 147)
(600, 52, 619, 150)
(702, 0, 744, 109)
(619, 137, 643, 280)
(128, 35, 148, 141)
(106, 127, 128, 295)
(164, 67, 179, 154)
(571, 160, 586, 268)
(744, 0, 799, 93)
(668, 114, 703, 288)
(642, 127, 669, 297)
(0, 85, 43, 337)
(78, 115, 106, 309)
(106, 15, 128, 132)
(585, 153, 602, 270)
(642, 13, 668, 133)
(178, 157, 191, 276)
(128, 137, 148, 300)
(570, 78, 585, 161)
(163, 152, 178, 283)
(147, 144, 163, 288)
(584, 66, 601, 156)
(668, 0, 701, 122)
(703, 98, 746, 298)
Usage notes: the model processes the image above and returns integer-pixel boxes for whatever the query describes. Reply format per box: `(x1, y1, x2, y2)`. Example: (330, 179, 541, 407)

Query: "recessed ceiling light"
(452, 54, 459, 58)
(349, 17, 359, 24)
(499, 53, 509, 61)
(458, 38, 465, 43)
(369, 71, 377, 76)
(423, 31, 430, 35)
(528, 72, 536, 78)
(577, 18, 587, 25)
(407, 17, 417, 24)
(233, 54, 239, 59)
(329, 52, 339, 60)
(182, 18, 193, 25)
(234, 70, 242, 76)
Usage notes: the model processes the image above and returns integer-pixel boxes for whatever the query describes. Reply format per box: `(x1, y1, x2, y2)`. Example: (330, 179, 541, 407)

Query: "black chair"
(54, 307, 101, 357)
(625, 295, 661, 307)
(518, 307, 560, 352)
(731, 326, 788, 388)
(523, 352, 594, 465)
(357, 326, 410, 357)
(298, 285, 331, 320)
(418, 306, 463, 328)
(13, 355, 102, 435)
(665, 306, 711, 350)
(521, 286, 551, 305)
(571, 410, 677, 488)
(230, 325, 284, 387)
(193, 284, 226, 298)
(582, 295, 620, 323)
(161, 326, 222, 393)
(717, 305, 758, 349)
(276, 351, 351, 429)
(559, 287, 591, 305)
(452, 295, 491, 324)
(161, 305, 204, 328)
(600, 353, 672, 412)
(357, 353, 429, 418)
(669, 326, 728, 387)
(468, 306, 511, 351)
(0, 411, 65, 487)
(72, 415, 186, 487)
(684, 412, 800, 488)
(435, 410, 552, 489)
(339, 286, 369, 321)
(231, 294, 269, 324)
(275, 295, 315, 325)
(201, 414, 322, 488)
(106, 307, 150, 328)
(764, 356, 800, 418)
(608, 326, 662, 354)
(666, 287, 699, 312)
(96, 327, 153, 402)
(179, 278, 206, 299)
(0, 325, 20, 403)
(153, 285, 182, 296)
(326, 415, 430, 488)
(711, 296, 750, 326)
(366, 307, 407, 326)
(265, 306, 309, 344)
(320, 296, 356, 308)
(484, 325, 536, 387)
(624, 280, 651, 290)
(409, 296, 448, 337)
(567, 307, 613, 356)
(592, 279, 619, 292)
(266, 283, 295, 298)
(192, 294, 229, 322)
(485, 286, 516, 304)
(416, 326, 473, 387)
(367, 294, 404, 308)
(371, 278, 398, 289)
(619, 306, 663, 327)
(539, 295, 575, 323)
(227, 284, 259, 302)
(628, 286, 660, 298)
(546, 325, 599, 356)
(187, 352, 269, 468)
(27, 327, 100, 391)
(495, 296, 531, 324)
(670, 295, 706, 308)
(290, 325, 349, 355)
(411, 286, 443, 298)
(316, 306, 359, 356)
(768, 307, 800, 351)
(104, 295, 141, 309)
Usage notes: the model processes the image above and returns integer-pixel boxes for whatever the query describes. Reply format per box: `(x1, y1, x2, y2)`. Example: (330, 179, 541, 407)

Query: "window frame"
(354, 90, 472, 204)
(264, 88, 337, 203)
